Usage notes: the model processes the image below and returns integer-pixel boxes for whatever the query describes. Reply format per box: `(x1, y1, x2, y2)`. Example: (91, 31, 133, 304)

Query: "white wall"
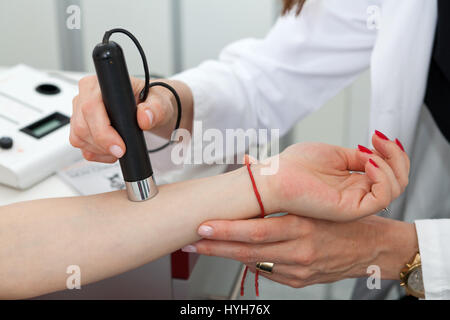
(80, 0, 175, 77)
(180, 0, 278, 69)
(0, 0, 61, 69)
(287, 71, 371, 149)
(346, 70, 371, 147)
(0, 0, 278, 76)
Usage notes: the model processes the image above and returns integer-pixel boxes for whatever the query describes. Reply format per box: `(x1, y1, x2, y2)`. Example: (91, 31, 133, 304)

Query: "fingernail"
(358, 145, 373, 154)
(395, 138, 405, 152)
(198, 225, 214, 237)
(181, 245, 197, 253)
(375, 130, 389, 141)
(145, 109, 154, 127)
(109, 145, 124, 158)
(369, 159, 379, 168)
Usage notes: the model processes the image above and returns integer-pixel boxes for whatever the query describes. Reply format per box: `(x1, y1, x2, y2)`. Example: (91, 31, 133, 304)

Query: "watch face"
(407, 268, 425, 295)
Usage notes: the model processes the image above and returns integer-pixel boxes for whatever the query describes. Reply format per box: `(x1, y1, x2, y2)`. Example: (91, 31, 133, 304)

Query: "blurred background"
(0, 0, 373, 299)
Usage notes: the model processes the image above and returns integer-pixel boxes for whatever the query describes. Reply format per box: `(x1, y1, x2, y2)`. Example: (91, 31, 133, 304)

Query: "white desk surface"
(0, 174, 78, 206)
(0, 68, 84, 206)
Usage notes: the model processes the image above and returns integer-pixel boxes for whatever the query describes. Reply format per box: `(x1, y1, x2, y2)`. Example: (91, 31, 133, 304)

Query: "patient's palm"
(274, 143, 387, 221)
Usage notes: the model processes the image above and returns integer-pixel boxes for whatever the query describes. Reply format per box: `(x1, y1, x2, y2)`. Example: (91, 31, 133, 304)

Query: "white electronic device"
(0, 65, 82, 189)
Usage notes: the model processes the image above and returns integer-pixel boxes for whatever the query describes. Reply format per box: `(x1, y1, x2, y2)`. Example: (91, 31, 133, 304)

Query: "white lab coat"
(147, 0, 450, 299)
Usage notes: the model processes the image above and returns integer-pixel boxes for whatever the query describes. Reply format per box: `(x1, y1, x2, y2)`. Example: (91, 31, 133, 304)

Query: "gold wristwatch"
(400, 252, 425, 299)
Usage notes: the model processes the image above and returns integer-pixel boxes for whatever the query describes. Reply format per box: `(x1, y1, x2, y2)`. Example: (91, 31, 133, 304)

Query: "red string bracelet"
(241, 155, 266, 297)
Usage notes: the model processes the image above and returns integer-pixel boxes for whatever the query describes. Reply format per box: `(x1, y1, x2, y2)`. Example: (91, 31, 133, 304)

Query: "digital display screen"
(21, 112, 70, 139)
(31, 118, 63, 137)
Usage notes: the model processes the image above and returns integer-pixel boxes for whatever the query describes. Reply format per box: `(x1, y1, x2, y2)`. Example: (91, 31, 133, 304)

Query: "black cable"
(102, 28, 182, 153)
(147, 82, 182, 153)
(103, 28, 150, 101)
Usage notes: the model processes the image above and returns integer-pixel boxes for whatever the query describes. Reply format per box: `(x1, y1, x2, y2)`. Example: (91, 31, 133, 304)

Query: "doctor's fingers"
(82, 151, 117, 163)
(72, 135, 117, 163)
(245, 265, 325, 289)
(71, 96, 91, 143)
(69, 114, 98, 153)
(70, 115, 113, 155)
(197, 215, 303, 243)
(137, 91, 174, 131)
(371, 132, 410, 191)
(79, 98, 126, 159)
(193, 239, 307, 265)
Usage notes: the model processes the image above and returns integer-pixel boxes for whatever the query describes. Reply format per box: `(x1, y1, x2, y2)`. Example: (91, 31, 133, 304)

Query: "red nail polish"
(375, 130, 389, 141)
(358, 145, 373, 154)
(369, 159, 379, 168)
(395, 138, 405, 152)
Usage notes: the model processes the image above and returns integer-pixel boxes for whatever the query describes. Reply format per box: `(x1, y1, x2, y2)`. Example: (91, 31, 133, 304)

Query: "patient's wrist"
(216, 161, 280, 221)
(249, 163, 280, 215)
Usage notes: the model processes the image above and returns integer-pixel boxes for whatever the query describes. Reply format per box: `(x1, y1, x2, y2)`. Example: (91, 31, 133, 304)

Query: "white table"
(0, 174, 77, 205)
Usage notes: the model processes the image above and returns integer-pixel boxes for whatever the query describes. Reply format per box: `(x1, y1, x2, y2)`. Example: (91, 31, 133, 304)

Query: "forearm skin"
(0, 167, 266, 299)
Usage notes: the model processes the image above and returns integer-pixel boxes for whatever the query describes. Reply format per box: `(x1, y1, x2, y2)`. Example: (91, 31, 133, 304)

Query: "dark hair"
(282, 0, 306, 15)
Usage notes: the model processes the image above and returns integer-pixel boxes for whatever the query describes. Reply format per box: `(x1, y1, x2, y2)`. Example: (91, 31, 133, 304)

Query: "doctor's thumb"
(137, 103, 157, 131)
(137, 93, 171, 131)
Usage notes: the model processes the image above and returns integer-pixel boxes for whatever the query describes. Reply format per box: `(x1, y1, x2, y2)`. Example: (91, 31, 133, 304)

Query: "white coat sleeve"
(415, 220, 450, 299)
(149, 0, 379, 182)
(172, 0, 378, 139)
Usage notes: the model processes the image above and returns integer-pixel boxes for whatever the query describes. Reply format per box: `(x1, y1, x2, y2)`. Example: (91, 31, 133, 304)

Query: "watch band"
(400, 252, 425, 299)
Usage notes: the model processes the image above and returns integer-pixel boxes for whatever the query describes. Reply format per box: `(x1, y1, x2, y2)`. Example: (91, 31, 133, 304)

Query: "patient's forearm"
(0, 167, 268, 299)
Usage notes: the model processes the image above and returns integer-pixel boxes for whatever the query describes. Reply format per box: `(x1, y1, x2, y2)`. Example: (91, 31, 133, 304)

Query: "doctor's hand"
(187, 214, 418, 288)
(258, 131, 410, 222)
(70, 75, 193, 163)
(185, 133, 414, 288)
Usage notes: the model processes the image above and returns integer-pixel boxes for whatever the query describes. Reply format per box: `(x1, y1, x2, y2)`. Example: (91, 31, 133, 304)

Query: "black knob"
(0, 137, 13, 150)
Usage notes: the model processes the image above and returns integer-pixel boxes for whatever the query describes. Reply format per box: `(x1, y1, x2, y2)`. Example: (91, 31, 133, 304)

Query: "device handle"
(93, 41, 157, 201)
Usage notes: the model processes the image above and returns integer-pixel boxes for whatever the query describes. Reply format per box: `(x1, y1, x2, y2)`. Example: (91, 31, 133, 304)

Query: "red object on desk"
(171, 250, 199, 280)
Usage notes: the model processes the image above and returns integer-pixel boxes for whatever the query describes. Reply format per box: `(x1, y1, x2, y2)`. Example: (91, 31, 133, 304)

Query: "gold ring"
(256, 262, 275, 274)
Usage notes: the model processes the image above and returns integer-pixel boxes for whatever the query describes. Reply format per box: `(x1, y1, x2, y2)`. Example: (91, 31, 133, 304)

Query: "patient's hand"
(260, 131, 409, 221)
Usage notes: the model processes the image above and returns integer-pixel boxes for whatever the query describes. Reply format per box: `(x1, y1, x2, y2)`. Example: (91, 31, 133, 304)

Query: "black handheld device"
(93, 40, 156, 201)
(92, 29, 182, 202)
